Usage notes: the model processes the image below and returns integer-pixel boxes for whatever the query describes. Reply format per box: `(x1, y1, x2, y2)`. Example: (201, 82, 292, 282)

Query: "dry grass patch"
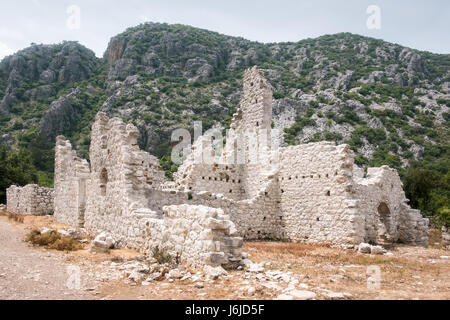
(8, 212, 24, 223)
(245, 241, 403, 267)
(152, 246, 175, 265)
(429, 228, 443, 248)
(25, 230, 82, 251)
(243, 241, 450, 300)
(246, 241, 330, 257)
(22, 215, 70, 231)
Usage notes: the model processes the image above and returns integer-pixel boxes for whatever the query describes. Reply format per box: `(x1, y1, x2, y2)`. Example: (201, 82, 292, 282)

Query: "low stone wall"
(145, 205, 243, 267)
(6, 185, 54, 216)
(85, 203, 243, 268)
(146, 183, 283, 241)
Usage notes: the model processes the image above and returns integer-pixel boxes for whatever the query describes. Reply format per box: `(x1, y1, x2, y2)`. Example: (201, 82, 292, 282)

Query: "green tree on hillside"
(0, 146, 38, 204)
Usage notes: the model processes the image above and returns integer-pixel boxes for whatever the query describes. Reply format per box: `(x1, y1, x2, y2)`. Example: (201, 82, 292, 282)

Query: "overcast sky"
(0, 0, 449, 60)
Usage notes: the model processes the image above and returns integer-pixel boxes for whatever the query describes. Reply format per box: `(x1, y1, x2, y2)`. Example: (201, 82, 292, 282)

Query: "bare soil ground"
(0, 210, 449, 300)
(0, 214, 97, 300)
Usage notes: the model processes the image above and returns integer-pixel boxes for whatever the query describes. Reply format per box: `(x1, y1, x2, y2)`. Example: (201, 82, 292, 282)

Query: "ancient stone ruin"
(6, 185, 54, 215)
(7, 66, 429, 267)
(53, 114, 243, 268)
(172, 66, 429, 247)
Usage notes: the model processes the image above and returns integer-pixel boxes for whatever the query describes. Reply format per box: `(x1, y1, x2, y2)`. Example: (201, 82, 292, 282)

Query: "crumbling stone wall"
(54, 113, 245, 268)
(84, 113, 167, 227)
(172, 67, 283, 240)
(173, 66, 429, 247)
(224, 66, 274, 199)
(173, 136, 245, 200)
(276, 143, 362, 244)
(54, 137, 90, 227)
(145, 185, 282, 240)
(442, 227, 450, 249)
(6, 184, 54, 215)
(51, 65, 428, 259)
(144, 205, 243, 267)
(354, 166, 428, 246)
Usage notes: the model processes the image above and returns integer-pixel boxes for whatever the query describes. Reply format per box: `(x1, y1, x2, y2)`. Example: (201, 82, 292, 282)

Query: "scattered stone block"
(358, 243, 372, 254)
(287, 290, 317, 300)
(370, 245, 386, 255)
(203, 265, 227, 280)
(90, 232, 116, 253)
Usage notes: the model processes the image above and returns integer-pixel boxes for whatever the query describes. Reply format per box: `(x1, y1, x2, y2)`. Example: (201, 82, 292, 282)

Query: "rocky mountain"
(0, 23, 449, 215)
(0, 41, 100, 113)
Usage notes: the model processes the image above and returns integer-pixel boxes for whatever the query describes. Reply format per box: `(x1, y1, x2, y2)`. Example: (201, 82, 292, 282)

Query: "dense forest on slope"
(0, 23, 448, 226)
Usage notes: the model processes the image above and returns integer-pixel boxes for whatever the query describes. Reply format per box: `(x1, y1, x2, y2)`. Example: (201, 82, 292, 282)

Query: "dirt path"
(0, 217, 96, 300)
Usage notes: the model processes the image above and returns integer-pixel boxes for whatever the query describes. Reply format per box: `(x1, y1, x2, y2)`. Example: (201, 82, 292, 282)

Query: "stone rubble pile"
(357, 242, 387, 255)
(91, 232, 116, 253)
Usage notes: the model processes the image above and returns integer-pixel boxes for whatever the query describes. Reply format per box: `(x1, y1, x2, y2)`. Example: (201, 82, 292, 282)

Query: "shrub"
(51, 237, 82, 251)
(438, 207, 450, 228)
(25, 230, 82, 251)
(26, 230, 60, 246)
(151, 246, 174, 265)
(273, 91, 285, 99)
(8, 212, 24, 223)
(283, 116, 316, 146)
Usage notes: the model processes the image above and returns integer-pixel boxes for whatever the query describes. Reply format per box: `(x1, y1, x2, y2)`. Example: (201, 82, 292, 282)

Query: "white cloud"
(0, 42, 15, 60)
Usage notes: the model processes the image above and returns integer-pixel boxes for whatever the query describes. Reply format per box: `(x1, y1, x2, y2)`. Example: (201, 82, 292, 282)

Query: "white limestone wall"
(6, 184, 54, 216)
(354, 166, 428, 246)
(174, 162, 244, 200)
(146, 182, 282, 241)
(54, 137, 90, 227)
(227, 66, 274, 199)
(83, 188, 244, 266)
(144, 205, 243, 267)
(80, 114, 244, 267)
(174, 135, 246, 200)
(51, 65, 430, 256)
(442, 227, 450, 249)
(6, 186, 21, 213)
(84, 115, 134, 229)
(84, 113, 167, 229)
(228, 178, 283, 240)
(277, 142, 364, 244)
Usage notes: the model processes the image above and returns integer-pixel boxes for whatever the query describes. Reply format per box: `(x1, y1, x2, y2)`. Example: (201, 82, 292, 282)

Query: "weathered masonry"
(51, 66, 428, 267)
(174, 66, 429, 246)
(6, 185, 54, 215)
(54, 114, 243, 268)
